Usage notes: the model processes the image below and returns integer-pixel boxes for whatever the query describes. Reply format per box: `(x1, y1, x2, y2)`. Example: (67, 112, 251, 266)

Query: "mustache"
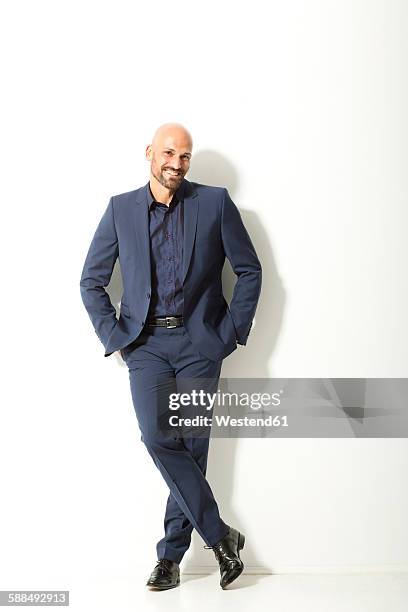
(163, 168, 182, 174)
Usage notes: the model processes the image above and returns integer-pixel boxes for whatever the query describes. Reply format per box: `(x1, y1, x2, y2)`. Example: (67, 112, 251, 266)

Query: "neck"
(149, 177, 176, 206)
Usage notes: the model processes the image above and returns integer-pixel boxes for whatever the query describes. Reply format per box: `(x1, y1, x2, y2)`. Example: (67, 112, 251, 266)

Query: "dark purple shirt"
(146, 182, 185, 318)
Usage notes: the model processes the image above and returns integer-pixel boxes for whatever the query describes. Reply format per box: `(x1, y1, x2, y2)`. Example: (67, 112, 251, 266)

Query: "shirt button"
(146, 292, 150, 298)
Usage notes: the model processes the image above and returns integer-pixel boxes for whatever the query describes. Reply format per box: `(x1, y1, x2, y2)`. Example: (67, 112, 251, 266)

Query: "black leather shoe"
(204, 527, 245, 589)
(146, 558, 180, 590)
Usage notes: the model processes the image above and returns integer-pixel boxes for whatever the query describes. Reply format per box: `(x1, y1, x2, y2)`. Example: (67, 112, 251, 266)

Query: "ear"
(145, 144, 152, 160)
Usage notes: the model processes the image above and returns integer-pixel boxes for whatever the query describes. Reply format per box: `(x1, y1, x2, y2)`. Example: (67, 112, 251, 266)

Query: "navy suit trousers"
(121, 324, 230, 563)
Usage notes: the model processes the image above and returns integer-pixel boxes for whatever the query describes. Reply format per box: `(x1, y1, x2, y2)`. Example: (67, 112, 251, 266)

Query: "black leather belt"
(147, 315, 184, 328)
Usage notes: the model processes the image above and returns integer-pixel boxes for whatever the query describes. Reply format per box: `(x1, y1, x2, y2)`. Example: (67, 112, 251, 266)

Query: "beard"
(152, 165, 184, 191)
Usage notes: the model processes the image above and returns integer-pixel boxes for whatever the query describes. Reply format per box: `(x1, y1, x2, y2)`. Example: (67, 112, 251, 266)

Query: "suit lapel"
(133, 179, 199, 289)
(182, 180, 199, 284)
(133, 184, 151, 290)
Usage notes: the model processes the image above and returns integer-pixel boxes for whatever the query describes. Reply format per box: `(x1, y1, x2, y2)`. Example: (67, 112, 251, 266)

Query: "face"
(146, 130, 192, 191)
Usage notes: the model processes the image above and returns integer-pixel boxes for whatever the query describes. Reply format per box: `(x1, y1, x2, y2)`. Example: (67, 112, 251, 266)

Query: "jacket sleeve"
(79, 197, 119, 350)
(220, 188, 262, 345)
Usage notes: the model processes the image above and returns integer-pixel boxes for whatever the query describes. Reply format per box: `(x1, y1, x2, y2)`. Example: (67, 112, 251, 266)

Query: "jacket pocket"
(120, 303, 131, 318)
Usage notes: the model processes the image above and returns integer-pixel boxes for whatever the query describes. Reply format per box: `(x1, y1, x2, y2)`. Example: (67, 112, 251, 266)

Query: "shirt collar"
(147, 180, 185, 210)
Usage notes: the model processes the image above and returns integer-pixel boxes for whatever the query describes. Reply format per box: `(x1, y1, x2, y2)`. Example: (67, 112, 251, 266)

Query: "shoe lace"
(204, 544, 225, 564)
(155, 558, 172, 569)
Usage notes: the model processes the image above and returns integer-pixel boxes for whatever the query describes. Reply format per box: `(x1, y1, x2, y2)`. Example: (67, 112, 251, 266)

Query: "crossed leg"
(126, 328, 229, 563)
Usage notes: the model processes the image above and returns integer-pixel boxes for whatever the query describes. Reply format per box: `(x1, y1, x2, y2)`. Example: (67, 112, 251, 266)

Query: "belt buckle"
(165, 316, 177, 328)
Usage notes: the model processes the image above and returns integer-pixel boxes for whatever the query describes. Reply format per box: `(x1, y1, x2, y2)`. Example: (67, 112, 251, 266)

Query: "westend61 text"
(168, 414, 288, 427)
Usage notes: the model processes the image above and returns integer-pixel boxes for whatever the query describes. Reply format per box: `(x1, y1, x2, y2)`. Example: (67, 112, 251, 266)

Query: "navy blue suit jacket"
(80, 179, 262, 361)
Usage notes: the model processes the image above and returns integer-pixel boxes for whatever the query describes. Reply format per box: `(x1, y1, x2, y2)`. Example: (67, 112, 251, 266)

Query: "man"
(79, 123, 262, 590)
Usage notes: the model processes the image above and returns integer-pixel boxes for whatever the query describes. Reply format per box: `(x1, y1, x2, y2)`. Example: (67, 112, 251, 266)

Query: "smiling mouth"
(164, 169, 181, 178)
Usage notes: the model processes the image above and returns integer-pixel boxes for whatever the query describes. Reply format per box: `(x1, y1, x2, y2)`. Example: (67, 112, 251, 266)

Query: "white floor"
(70, 571, 408, 612)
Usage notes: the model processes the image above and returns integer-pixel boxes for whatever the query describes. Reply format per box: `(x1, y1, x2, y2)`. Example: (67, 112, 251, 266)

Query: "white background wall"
(1, 0, 408, 596)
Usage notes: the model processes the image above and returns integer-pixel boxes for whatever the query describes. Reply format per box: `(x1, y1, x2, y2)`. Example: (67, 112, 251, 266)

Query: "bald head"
(146, 122, 193, 193)
(151, 122, 193, 151)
